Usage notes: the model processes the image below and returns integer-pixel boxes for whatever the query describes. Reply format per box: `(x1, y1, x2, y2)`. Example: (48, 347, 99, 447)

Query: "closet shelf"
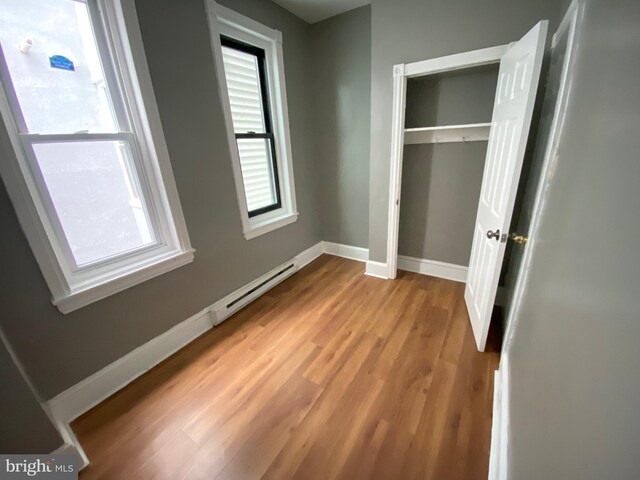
(404, 122, 491, 145)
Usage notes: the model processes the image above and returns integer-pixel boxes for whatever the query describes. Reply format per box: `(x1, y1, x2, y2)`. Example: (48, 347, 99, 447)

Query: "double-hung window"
(220, 36, 281, 217)
(0, 0, 193, 313)
(207, 1, 298, 239)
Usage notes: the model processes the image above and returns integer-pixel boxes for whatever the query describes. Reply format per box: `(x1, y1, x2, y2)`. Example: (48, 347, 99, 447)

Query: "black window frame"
(220, 35, 282, 218)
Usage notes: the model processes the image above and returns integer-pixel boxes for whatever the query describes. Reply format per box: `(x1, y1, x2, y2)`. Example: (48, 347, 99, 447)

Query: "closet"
(384, 22, 548, 351)
(398, 65, 499, 280)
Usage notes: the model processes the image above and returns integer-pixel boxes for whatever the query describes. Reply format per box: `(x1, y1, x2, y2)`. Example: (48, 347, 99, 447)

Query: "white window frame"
(0, 0, 194, 313)
(205, 0, 298, 240)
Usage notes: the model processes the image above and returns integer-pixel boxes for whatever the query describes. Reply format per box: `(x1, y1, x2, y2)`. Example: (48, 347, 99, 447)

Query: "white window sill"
(52, 249, 195, 314)
(244, 212, 298, 240)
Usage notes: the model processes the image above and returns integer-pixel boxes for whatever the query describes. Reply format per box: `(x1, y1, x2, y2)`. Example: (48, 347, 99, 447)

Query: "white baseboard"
(489, 357, 510, 480)
(295, 241, 325, 269)
(52, 439, 88, 470)
(50, 419, 90, 470)
(52, 444, 76, 456)
(52, 443, 79, 457)
(365, 260, 389, 279)
(47, 241, 325, 427)
(315, 243, 467, 286)
(48, 306, 215, 425)
(317, 241, 391, 280)
(321, 241, 368, 262)
(397, 255, 468, 283)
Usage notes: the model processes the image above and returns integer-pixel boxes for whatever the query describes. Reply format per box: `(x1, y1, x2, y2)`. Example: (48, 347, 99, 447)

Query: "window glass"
(236, 138, 278, 212)
(221, 44, 266, 134)
(33, 141, 154, 265)
(0, 0, 119, 134)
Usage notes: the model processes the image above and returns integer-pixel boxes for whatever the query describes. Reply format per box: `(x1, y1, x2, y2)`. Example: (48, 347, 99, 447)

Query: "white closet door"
(465, 20, 548, 352)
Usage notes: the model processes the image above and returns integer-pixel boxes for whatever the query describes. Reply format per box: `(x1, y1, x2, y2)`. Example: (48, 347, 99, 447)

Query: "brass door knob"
(510, 233, 528, 245)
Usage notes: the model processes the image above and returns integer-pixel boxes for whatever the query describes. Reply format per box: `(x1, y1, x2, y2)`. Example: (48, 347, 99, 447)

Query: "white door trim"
(386, 45, 509, 280)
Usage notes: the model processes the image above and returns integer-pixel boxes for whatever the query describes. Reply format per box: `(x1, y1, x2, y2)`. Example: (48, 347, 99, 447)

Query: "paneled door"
(465, 21, 548, 351)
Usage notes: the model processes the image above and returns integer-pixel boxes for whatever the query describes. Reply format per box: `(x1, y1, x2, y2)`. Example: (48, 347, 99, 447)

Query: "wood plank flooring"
(72, 255, 500, 480)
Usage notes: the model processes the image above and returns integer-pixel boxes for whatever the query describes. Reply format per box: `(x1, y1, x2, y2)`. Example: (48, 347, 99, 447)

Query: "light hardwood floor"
(73, 255, 500, 479)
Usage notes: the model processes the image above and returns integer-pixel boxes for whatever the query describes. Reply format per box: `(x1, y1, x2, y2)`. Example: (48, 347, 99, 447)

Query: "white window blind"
(221, 47, 265, 133)
(221, 43, 279, 214)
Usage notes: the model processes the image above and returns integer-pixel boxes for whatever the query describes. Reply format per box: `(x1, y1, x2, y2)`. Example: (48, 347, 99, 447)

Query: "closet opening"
(384, 22, 548, 352)
(398, 64, 499, 282)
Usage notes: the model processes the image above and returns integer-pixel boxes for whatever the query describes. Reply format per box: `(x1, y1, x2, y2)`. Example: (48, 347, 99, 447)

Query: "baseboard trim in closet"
(397, 255, 468, 283)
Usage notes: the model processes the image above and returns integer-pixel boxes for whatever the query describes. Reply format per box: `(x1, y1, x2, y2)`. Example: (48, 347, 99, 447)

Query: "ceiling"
(271, 0, 371, 24)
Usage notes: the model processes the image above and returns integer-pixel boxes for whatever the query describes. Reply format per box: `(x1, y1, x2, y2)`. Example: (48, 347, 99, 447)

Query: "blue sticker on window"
(49, 55, 75, 71)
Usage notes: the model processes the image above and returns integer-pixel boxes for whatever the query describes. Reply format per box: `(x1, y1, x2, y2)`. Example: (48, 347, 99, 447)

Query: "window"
(206, 1, 298, 239)
(221, 36, 281, 217)
(0, 0, 193, 313)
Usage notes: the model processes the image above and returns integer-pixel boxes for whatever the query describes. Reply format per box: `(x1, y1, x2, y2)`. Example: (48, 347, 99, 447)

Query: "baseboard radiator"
(211, 262, 297, 325)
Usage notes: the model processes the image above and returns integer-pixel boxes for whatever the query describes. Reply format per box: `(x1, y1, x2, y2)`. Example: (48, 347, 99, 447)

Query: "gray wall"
(507, 0, 640, 477)
(368, 0, 564, 262)
(403, 66, 498, 128)
(0, 0, 323, 400)
(0, 331, 63, 453)
(399, 67, 497, 265)
(311, 6, 371, 248)
(399, 143, 486, 264)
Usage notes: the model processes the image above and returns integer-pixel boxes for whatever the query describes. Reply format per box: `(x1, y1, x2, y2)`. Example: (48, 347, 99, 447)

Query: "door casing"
(383, 45, 509, 281)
